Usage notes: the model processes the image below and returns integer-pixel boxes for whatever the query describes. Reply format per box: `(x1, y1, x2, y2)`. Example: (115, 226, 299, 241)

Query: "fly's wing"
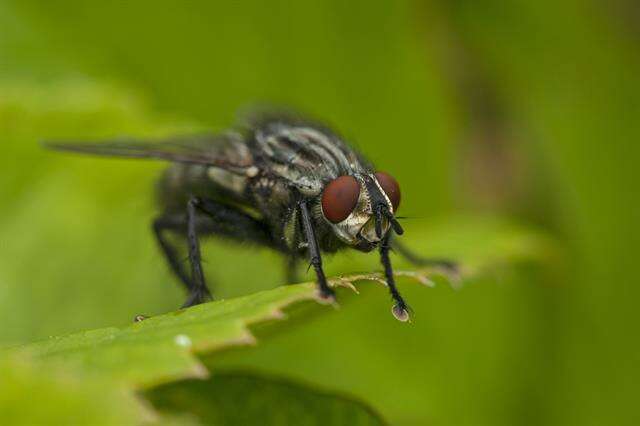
(45, 132, 255, 175)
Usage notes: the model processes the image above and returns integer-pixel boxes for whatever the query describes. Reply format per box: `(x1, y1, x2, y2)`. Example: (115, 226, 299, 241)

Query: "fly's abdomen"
(157, 163, 251, 213)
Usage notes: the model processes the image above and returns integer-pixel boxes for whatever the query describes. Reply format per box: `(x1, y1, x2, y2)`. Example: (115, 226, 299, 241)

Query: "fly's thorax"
(253, 122, 370, 197)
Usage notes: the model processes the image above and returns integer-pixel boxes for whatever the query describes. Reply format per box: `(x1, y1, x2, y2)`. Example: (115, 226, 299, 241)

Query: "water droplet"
(174, 334, 192, 347)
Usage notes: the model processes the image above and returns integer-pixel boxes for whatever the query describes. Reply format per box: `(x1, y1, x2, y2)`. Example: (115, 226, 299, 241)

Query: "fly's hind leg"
(153, 216, 194, 293)
(152, 198, 211, 308)
(154, 196, 274, 309)
(183, 197, 211, 307)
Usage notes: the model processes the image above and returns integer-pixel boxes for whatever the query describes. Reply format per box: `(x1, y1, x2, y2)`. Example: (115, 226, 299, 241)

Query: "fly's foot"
(182, 288, 212, 308)
(435, 259, 459, 272)
(316, 287, 337, 306)
(428, 260, 462, 286)
(392, 301, 412, 322)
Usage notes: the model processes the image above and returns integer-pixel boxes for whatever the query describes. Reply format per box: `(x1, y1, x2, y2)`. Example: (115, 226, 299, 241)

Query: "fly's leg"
(380, 234, 411, 322)
(185, 196, 276, 307)
(153, 216, 193, 293)
(184, 196, 211, 307)
(153, 211, 211, 306)
(154, 196, 274, 308)
(298, 200, 335, 302)
(392, 239, 457, 271)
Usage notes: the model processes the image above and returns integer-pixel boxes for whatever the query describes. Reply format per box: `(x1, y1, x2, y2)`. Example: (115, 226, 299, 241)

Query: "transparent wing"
(44, 133, 254, 173)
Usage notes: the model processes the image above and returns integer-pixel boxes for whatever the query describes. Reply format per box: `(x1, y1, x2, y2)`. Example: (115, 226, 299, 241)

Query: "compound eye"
(321, 175, 360, 223)
(375, 172, 401, 211)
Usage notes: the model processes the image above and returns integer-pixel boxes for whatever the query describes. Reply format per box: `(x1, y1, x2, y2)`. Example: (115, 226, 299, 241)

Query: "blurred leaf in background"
(0, 0, 638, 425)
(147, 371, 386, 426)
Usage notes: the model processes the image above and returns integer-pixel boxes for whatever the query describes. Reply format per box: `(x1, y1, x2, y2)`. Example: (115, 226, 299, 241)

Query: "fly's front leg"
(183, 196, 212, 307)
(380, 234, 411, 322)
(298, 200, 335, 302)
(392, 239, 457, 271)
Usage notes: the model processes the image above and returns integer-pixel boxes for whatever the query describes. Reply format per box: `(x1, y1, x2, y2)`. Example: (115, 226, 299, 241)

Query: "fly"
(46, 110, 455, 321)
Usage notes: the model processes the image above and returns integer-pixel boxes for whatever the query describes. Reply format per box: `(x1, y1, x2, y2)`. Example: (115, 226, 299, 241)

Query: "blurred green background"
(0, 1, 638, 425)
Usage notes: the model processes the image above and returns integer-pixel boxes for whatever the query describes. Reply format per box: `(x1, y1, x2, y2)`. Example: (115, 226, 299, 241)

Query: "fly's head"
(320, 172, 403, 251)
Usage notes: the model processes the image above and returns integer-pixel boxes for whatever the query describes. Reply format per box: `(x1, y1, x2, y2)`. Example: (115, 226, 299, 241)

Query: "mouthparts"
(375, 204, 404, 239)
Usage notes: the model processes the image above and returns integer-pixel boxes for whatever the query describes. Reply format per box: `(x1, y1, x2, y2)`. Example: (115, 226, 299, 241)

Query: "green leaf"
(1, 269, 461, 426)
(8, 205, 552, 391)
(147, 371, 387, 426)
(12, 268, 464, 388)
(0, 356, 151, 426)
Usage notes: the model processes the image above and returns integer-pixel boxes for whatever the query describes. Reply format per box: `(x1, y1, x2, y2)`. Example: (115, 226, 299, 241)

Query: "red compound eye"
(375, 172, 401, 211)
(321, 175, 360, 223)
